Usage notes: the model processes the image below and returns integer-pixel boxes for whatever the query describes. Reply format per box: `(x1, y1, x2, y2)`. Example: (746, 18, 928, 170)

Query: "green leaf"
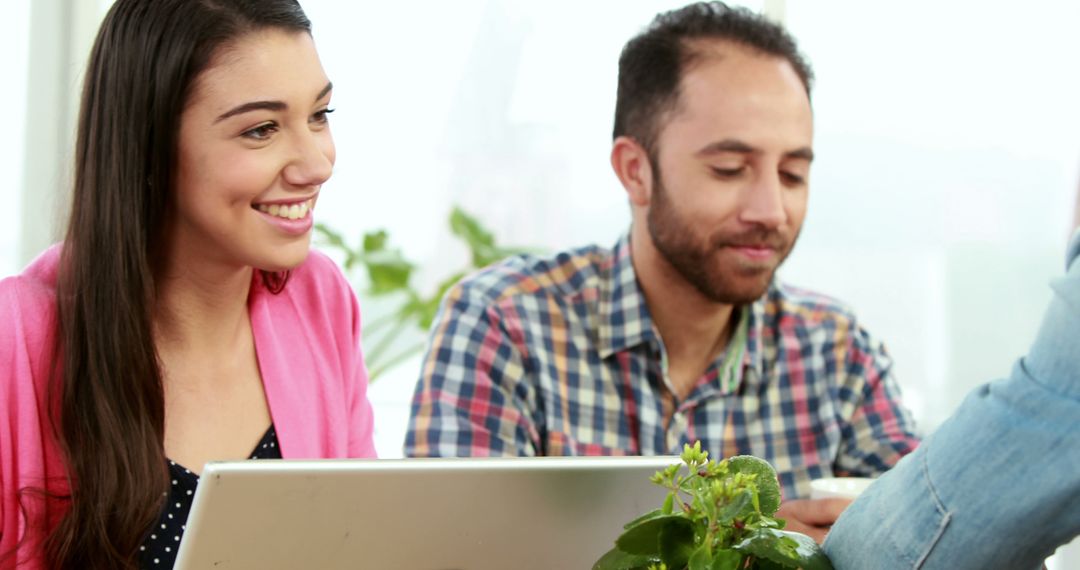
(415, 272, 467, 330)
(363, 251, 414, 295)
(709, 549, 743, 570)
(448, 206, 535, 268)
(715, 488, 753, 524)
(314, 222, 346, 247)
(662, 493, 675, 515)
(616, 515, 691, 557)
(592, 547, 660, 570)
(658, 518, 696, 569)
(313, 223, 360, 270)
(733, 528, 833, 570)
(727, 455, 781, 515)
(622, 509, 668, 531)
(362, 230, 389, 253)
(687, 544, 712, 570)
(449, 207, 496, 266)
(449, 207, 495, 247)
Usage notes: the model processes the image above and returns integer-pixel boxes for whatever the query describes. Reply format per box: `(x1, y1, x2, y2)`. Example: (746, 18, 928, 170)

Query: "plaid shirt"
(406, 235, 919, 498)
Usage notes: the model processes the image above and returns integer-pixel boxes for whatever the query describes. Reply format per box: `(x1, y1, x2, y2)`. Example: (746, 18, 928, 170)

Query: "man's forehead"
(676, 38, 810, 107)
(667, 49, 811, 121)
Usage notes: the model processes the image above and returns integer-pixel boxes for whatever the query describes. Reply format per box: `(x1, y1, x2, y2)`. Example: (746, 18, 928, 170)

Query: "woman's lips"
(252, 198, 315, 236)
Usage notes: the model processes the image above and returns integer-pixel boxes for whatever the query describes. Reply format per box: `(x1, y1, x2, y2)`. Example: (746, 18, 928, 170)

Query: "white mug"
(809, 477, 875, 500)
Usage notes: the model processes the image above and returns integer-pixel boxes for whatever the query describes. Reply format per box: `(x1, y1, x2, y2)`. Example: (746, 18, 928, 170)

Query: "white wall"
(782, 0, 1080, 430)
(0, 1, 30, 276)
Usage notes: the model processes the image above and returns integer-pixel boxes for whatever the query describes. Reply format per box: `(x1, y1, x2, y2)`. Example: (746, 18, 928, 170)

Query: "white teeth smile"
(256, 199, 314, 220)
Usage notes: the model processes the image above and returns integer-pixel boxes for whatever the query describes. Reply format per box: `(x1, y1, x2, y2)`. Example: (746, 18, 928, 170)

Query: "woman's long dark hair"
(45, 0, 310, 567)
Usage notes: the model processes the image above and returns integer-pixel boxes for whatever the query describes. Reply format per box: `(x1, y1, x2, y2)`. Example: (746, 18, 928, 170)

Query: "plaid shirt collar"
(596, 234, 767, 384)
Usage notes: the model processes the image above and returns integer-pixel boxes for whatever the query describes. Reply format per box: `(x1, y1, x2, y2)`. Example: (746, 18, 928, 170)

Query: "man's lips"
(730, 245, 775, 260)
(720, 241, 783, 262)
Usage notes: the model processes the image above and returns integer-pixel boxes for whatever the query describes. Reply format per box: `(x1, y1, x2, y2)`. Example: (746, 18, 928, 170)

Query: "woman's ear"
(610, 136, 654, 208)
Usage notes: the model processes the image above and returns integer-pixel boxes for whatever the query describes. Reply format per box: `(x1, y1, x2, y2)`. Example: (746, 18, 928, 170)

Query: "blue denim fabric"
(824, 231, 1080, 569)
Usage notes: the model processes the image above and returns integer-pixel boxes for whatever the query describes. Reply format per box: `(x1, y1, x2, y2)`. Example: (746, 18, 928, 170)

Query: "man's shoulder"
(455, 243, 616, 307)
(764, 281, 861, 331)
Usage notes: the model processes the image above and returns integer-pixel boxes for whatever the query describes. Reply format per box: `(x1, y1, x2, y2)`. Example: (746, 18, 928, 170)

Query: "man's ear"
(610, 136, 654, 208)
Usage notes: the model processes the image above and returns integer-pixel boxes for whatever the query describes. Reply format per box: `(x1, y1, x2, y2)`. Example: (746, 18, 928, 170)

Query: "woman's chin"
(256, 244, 311, 273)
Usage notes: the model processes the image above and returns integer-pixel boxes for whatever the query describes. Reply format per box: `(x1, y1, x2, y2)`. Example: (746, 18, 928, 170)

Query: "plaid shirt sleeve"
(405, 278, 540, 457)
(834, 320, 920, 476)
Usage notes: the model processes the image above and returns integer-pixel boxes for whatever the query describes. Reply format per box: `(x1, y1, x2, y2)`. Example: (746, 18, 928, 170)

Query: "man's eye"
(242, 122, 278, 140)
(711, 167, 745, 178)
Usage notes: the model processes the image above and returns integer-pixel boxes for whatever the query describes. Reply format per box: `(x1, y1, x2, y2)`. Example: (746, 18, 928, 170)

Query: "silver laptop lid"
(174, 455, 676, 570)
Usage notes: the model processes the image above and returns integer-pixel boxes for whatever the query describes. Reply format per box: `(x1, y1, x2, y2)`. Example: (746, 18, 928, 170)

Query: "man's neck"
(629, 227, 740, 399)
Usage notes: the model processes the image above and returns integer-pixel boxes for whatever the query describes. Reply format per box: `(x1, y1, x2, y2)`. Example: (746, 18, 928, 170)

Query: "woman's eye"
(242, 122, 278, 141)
(781, 171, 806, 185)
(311, 108, 335, 125)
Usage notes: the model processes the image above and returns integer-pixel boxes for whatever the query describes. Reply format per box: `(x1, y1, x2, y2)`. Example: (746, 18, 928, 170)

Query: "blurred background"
(3, 0, 1078, 564)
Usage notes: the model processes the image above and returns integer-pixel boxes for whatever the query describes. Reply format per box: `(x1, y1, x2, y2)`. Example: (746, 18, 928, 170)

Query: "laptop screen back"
(174, 455, 676, 569)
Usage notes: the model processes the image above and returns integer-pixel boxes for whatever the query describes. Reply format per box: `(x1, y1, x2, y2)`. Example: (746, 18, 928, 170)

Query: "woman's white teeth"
(257, 199, 313, 220)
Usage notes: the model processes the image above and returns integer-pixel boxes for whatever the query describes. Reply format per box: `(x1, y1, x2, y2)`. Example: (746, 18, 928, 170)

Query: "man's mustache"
(711, 229, 788, 250)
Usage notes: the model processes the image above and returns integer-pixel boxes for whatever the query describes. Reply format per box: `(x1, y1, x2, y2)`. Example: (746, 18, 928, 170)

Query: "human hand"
(774, 498, 853, 544)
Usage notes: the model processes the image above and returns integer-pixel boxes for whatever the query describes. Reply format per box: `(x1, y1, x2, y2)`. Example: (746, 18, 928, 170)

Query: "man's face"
(645, 40, 814, 304)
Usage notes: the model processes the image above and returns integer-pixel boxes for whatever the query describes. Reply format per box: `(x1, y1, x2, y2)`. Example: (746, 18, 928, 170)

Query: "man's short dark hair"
(613, 2, 814, 153)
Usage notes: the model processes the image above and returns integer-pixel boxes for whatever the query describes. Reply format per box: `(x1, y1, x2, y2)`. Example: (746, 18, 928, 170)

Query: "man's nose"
(739, 171, 787, 229)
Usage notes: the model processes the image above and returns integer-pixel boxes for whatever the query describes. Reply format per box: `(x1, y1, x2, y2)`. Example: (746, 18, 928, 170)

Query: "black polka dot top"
(139, 425, 281, 569)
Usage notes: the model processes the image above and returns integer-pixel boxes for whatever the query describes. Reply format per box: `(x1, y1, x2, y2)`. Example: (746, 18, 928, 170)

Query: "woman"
(0, 0, 376, 568)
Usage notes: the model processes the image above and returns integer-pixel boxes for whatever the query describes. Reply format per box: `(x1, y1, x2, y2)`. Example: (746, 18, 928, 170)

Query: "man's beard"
(646, 171, 797, 305)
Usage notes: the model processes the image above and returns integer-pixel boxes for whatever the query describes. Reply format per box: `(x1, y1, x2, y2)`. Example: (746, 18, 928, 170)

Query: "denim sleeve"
(824, 231, 1080, 569)
(1026, 229, 1080, 401)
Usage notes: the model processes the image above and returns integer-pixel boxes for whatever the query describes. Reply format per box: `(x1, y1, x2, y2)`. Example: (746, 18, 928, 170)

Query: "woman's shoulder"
(1, 246, 61, 403)
(0, 245, 62, 337)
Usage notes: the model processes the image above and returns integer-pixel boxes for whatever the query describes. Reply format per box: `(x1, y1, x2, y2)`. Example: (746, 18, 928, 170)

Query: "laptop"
(173, 455, 677, 569)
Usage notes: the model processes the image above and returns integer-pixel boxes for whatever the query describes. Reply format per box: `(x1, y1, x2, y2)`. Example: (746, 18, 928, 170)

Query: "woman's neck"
(153, 254, 254, 357)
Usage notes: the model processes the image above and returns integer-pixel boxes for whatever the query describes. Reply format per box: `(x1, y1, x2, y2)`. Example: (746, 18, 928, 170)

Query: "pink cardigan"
(0, 245, 376, 566)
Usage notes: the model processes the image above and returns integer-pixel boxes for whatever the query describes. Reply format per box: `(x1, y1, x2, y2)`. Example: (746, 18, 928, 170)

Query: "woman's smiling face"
(170, 29, 335, 274)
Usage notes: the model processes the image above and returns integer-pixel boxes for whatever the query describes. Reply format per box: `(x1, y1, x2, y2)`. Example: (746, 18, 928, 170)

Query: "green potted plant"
(594, 442, 833, 570)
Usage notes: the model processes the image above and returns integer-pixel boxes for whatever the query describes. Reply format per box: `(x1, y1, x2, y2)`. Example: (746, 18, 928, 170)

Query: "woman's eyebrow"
(214, 81, 333, 123)
(215, 100, 286, 123)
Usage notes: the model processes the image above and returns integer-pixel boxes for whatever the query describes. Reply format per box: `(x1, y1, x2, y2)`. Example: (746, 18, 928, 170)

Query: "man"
(406, 2, 918, 541)
(823, 212, 1080, 568)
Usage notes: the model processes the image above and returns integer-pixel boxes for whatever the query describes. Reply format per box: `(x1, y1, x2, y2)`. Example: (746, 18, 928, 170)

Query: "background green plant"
(315, 206, 533, 380)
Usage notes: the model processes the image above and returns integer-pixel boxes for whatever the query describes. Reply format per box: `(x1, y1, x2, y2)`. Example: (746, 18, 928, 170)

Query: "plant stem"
(368, 343, 426, 381)
(366, 316, 412, 369)
(362, 310, 404, 336)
